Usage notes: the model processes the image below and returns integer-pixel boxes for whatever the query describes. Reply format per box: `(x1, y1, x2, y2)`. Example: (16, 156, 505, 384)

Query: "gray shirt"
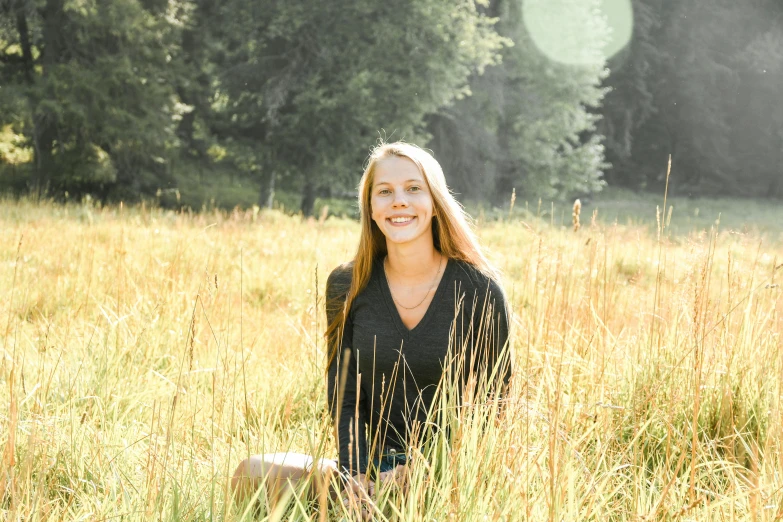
(326, 257, 510, 475)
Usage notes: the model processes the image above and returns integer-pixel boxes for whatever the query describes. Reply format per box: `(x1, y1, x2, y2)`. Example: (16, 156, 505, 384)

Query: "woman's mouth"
(388, 216, 415, 226)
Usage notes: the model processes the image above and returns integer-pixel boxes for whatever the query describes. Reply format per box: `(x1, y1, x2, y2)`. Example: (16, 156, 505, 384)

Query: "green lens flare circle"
(522, 0, 633, 66)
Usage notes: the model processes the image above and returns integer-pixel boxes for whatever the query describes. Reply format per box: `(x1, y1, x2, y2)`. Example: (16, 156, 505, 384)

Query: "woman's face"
(370, 156, 435, 248)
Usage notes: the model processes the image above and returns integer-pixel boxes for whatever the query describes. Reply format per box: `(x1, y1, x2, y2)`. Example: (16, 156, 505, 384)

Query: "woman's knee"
(230, 453, 338, 502)
(231, 456, 263, 501)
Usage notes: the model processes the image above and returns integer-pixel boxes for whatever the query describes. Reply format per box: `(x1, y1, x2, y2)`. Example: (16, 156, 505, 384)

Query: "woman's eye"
(379, 189, 391, 195)
(408, 186, 421, 192)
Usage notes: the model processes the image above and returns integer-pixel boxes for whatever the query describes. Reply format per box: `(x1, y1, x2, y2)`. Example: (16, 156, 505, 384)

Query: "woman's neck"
(385, 242, 441, 283)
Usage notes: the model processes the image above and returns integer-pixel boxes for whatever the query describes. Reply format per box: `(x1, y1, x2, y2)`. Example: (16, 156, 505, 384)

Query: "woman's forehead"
(373, 156, 423, 185)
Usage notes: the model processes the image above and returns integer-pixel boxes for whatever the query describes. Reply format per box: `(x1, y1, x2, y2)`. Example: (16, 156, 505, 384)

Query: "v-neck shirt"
(326, 257, 510, 476)
(381, 255, 447, 335)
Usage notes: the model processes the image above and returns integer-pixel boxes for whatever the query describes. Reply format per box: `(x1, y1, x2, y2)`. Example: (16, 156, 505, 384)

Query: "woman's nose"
(391, 190, 408, 207)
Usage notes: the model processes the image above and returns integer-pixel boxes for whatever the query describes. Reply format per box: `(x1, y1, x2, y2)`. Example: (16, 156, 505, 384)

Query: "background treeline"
(1, 0, 781, 214)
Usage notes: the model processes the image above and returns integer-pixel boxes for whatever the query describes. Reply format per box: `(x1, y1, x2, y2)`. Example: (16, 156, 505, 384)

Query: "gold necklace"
(383, 254, 444, 310)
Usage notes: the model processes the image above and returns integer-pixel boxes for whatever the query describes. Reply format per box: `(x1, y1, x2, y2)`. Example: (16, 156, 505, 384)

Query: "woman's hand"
(341, 473, 373, 520)
(340, 466, 408, 519)
(370, 464, 408, 496)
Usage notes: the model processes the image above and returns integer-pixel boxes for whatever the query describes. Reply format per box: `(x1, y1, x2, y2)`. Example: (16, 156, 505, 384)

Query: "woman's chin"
(383, 229, 430, 247)
(383, 232, 411, 244)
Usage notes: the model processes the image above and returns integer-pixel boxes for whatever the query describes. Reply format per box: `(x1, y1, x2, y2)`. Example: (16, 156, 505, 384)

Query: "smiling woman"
(231, 142, 511, 517)
(371, 156, 435, 248)
(370, 154, 445, 331)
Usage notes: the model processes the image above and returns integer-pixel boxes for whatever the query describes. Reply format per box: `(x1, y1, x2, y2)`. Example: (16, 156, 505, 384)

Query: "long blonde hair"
(326, 142, 500, 361)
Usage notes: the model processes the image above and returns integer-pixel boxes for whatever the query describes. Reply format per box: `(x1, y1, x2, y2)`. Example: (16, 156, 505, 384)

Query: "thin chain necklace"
(383, 254, 444, 310)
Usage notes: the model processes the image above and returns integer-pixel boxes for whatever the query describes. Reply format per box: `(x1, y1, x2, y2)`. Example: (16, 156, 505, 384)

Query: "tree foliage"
(1, 0, 782, 209)
(214, 0, 507, 213)
(429, 0, 610, 202)
(600, 0, 783, 197)
(1, 0, 182, 199)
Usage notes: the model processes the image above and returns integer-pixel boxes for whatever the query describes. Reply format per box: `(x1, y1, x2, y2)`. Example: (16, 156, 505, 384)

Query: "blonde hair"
(326, 142, 500, 361)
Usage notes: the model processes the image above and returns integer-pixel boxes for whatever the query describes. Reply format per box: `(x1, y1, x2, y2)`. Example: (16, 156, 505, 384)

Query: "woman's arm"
(473, 277, 512, 396)
(326, 268, 369, 477)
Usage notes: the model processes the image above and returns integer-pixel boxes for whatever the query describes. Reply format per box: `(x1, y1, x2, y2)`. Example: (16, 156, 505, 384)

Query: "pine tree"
(0, 0, 185, 200)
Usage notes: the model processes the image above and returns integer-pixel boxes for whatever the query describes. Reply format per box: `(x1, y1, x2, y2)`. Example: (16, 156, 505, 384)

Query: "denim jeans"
(369, 449, 408, 479)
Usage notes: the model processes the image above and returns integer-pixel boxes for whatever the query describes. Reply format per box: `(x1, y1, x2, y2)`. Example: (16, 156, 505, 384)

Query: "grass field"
(1, 196, 783, 521)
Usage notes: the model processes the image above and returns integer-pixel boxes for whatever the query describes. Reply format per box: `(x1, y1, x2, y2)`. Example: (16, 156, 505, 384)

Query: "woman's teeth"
(390, 217, 413, 224)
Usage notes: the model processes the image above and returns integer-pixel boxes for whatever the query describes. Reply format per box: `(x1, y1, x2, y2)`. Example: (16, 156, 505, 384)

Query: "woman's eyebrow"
(374, 179, 423, 186)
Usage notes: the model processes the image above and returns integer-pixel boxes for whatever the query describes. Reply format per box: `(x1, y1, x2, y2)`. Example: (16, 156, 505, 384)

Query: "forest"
(1, 0, 782, 214)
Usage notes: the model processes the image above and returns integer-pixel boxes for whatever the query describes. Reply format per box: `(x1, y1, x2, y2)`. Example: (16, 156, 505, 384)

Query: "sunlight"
(522, 0, 634, 66)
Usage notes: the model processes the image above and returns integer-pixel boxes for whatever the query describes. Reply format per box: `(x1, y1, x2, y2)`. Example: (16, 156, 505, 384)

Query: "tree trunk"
(267, 172, 275, 209)
(258, 171, 275, 209)
(13, 1, 43, 194)
(30, 0, 66, 195)
(14, 2, 34, 84)
(300, 182, 315, 216)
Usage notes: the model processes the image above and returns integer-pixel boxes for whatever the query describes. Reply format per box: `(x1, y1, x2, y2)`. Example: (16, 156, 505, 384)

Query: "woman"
(231, 142, 511, 512)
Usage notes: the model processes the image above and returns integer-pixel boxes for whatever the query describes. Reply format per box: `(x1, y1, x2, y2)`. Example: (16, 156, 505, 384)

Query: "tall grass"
(1, 197, 782, 520)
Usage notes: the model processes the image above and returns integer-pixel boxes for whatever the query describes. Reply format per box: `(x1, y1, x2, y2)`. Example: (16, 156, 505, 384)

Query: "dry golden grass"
(1, 197, 782, 521)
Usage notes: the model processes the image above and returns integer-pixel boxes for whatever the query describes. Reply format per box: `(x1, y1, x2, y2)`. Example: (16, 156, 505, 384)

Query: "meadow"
(1, 195, 783, 521)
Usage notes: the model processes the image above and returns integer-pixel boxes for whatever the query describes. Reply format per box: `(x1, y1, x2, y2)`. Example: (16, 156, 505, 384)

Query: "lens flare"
(522, 0, 633, 66)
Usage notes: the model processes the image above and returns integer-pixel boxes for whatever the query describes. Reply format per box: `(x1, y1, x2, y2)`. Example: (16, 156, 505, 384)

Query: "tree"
(428, 0, 610, 203)
(598, 0, 662, 189)
(215, 0, 507, 215)
(600, 0, 783, 198)
(727, 10, 783, 198)
(0, 0, 185, 200)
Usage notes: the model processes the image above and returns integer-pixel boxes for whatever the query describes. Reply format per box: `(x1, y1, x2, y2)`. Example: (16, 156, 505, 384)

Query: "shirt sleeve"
(325, 267, 369, 476)
(472, 277, 512, 396)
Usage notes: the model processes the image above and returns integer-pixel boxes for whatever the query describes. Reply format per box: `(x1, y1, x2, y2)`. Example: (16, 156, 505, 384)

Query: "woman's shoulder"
(326, 262, 354, 299)
(451, 259, 505, 298)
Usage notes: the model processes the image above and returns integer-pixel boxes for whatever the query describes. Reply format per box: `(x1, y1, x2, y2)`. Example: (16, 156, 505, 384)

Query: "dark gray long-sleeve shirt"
(326, 257, 510, 476)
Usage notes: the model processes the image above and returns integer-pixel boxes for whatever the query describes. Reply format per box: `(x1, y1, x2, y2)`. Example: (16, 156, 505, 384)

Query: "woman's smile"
(388, 215, 415, 226)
